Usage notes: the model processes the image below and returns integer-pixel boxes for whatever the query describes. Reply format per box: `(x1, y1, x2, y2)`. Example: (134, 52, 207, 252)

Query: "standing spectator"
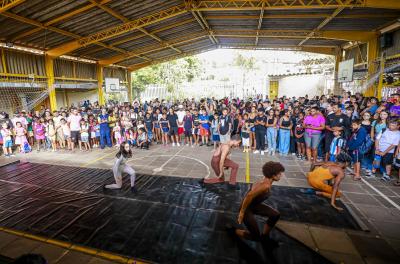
(266, 109, 277, 155)
(389, 93, 400, 117)
(14, 121, 27, 153)
(304, 107, 325, 162)
(199, 108, 210, 146)
(278, 109, 292, 155)
(167, 108, 179, 146)
(347, 119, 368, 180)
(183, 109, 194, 147)
(176, 105, 186, 145)
(34, 118, 46, 152)
(325, 103, 350, 161)
(98, 108, 112, 149)
(294, 112, 306, 159)
(218, 108, 232, 144)
(1, 122, 13, 157)
(211, 112, 220, 150)
(68, 108, 82, 151)
(254, 108, 267, 155)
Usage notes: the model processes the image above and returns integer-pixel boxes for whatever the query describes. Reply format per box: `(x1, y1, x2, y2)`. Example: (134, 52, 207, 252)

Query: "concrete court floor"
(0, 144, 399, 264)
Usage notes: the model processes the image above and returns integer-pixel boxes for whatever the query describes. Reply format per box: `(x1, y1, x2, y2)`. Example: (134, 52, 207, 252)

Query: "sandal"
(352, 176, 362, 181)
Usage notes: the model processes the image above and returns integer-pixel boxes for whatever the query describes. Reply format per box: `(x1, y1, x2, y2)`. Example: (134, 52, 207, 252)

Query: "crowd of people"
(1, 92, 400, 185)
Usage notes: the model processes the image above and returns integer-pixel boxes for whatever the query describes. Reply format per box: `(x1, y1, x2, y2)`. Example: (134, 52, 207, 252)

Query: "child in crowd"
(192, 109, 200, 146)
(137, 128, 149, 150)
(61, 118, 72, 150)
(34, 118, 46, 152)
(89, 115, 98, 148)
(113, 122, 123, 147)
(294, 112, 305, 159)
(375, 119, 400, 182)
(183, 109, 193, 147)
(160, 113, 169, 146)
(329, 128, 346, 162)
(1, 123, 13, 157)
(80, 119, 91, 151)
(94, 123, 100, 148)
(14, 121, 27, 153)
(211, 112, 220, 150)
(199, 109, 210, 146)
(46, 119, 57, 152)
(241, 120, 250, 153)
(347, 119, 367, 181)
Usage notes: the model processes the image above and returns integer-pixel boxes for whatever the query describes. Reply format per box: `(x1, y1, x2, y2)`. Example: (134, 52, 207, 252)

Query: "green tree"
(233, 53, 258, 98)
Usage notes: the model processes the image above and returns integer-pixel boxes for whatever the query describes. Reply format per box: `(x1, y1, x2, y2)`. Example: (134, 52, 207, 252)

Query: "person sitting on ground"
(307, 152, 352, 211)
(230, 161, 285, 246)
(137, 128, 149, 150)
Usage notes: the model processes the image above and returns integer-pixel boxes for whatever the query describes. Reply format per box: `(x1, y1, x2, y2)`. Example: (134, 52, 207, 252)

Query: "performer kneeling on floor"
(104, 141, 137, 192)
(307, 152, 352, 211)
(234, 161, 284, 244)
(202, 134, 241, 188)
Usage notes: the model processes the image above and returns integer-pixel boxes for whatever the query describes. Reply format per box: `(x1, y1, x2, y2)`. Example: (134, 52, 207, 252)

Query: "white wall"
(278, 74, 326, 98)
(56, 89, 98, 108)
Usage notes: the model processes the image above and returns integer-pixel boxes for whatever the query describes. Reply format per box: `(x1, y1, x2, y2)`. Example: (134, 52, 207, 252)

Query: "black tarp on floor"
(0, 162, 360, 263)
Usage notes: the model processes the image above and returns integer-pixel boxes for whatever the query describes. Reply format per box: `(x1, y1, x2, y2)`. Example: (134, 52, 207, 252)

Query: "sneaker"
(261, 151, 265, 155)
(243, 149, 246, 153)
(292, 153, 296, 156)
(177, 142, 180, 146)
(191, 145, 194, 148)
(172, 143, 176, 147)
(253, 150, 260, 154)
(381, 174, 391, 182)
(186, 144, 189, 146)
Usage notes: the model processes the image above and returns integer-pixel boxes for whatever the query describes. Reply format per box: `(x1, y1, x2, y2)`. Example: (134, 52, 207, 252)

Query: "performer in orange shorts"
(307, 152, 351, 211)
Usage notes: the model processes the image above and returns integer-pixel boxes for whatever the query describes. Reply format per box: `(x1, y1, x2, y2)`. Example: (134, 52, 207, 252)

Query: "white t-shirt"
(378, 130, 400, 153)
(67, 114, 82, 131)
(12, 117, 27, 128)
(177, 110, 185, 127)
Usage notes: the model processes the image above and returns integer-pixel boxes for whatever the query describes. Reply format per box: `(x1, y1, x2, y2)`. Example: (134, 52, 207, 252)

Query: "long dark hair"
(116, 141, 132, 159)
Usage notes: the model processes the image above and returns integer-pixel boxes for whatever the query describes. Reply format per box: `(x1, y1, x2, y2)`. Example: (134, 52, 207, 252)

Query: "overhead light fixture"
(380, 19, 400, 34)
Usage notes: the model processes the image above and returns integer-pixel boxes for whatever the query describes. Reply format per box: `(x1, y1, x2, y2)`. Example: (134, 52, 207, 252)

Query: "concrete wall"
(55, 89, 98, 108)
(278, 74, 326, 98)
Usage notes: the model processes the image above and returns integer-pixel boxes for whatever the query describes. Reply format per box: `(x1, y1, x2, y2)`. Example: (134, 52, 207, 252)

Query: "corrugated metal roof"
(0, 0, 399, 66)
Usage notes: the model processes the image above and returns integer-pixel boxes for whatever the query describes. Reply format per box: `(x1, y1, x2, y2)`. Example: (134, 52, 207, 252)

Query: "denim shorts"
(4, 140, 12, 148)
(304, 133, 321, 149)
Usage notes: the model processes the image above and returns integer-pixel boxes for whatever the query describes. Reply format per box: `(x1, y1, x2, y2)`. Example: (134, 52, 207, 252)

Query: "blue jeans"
(279, 129, 290, 155)
(100, 127, 112, 148)
(266, 127, 277, 152)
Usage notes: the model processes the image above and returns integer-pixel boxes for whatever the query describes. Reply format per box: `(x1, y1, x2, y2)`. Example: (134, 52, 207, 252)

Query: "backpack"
(359, 134, 373, 155)
(23, 142, 31, 153)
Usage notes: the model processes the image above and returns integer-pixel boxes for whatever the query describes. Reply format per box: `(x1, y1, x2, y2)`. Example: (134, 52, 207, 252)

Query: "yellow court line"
(245, 151, 250, 183)
(82, 150, 116, 167)
(0, 226, 148, 264)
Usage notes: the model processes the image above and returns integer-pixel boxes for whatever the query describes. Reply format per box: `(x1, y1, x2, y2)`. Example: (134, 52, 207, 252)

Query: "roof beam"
(212, 29, 377, 42)
(46, 4, 187, 57)
(99, 32, 208, 65)
(298, 3, 347, 46)
(191, 0, 400, 10)
(88, 0, 183, 54)
(10, 0, 111, 41)
(81, 19, 195, 56)
(127, 44, 216, 71)
(254, 1, 265, 45)
(189, 10, 218, 44)
(218, 43, 338, 55)
(204, 14, 399, 19)
(0, 0, 24, 14)
(1, 11, 151, 62)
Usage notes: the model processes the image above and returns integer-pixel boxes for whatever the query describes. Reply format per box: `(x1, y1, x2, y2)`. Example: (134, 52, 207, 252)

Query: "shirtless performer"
(228, 161, 284, 245)
(201, 134, 241, 188)
(307, 152, 352, 211)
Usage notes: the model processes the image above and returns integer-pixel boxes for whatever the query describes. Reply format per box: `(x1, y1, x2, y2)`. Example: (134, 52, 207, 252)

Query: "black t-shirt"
(144, 116, 153, 130)
(167, 113, 178, 128)
(219, 115, 231, 135)
(326, 113, 350, 136)
(255, 115, 267, 130)
(193, 114, 200, 127)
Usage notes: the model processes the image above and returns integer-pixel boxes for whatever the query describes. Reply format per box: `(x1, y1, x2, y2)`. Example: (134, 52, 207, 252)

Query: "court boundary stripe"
(0, 226, 148, 264)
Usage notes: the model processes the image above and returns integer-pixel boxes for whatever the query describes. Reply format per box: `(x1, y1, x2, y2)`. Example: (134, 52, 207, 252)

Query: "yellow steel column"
(127, 70, 132, 102)
(97, 64, 105, 106)
(45, 55, 57, 111)
(333, 49, 342, 95)
(377, 53, 385, 100)
(365, 37, 378, 97)
(1, 48, 7, 74)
